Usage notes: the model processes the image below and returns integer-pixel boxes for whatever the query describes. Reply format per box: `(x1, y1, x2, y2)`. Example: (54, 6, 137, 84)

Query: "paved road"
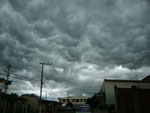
(76, 112, 91, 113)
(59, 111, 91, 113)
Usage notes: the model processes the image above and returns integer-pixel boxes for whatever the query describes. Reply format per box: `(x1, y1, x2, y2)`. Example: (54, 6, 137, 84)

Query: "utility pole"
(4, 64, 11, 94)
(68, 91, 70, 102)
(39, 62, 52, 113)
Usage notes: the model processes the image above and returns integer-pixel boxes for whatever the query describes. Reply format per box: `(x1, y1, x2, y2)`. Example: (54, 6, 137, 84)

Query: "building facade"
(21, 94, 61, 113)
(101, 79, 150, 105)
(58, 96, 89, 107)
(93, 75, 150, 113)
(115, 86, 150, 113)
(0, 93, 28, 113)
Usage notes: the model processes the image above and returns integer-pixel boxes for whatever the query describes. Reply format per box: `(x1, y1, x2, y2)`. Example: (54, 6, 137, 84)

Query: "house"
(91, 75, 150, 113)
(101, 78, 150, 106)
(40, 100, 62, 113)
(21, 94, 61, 113)
(21, 94, 39, 113)
(0, 92, 28, 113)
(115, 86, 150, 113)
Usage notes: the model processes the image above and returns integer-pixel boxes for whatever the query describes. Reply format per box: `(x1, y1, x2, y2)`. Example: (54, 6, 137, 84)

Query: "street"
(58, 110, 92, 113)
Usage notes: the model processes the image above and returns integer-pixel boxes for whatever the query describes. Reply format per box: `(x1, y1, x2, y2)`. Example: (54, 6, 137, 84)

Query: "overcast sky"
(0, 0, 150, 100)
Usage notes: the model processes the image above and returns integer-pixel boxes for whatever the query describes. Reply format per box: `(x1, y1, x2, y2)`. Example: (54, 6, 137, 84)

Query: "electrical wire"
(11, 73, 40, 82)
(1, 71, 100, 95)
(0, 71, 40, 83)
(1, 71, 100, 91)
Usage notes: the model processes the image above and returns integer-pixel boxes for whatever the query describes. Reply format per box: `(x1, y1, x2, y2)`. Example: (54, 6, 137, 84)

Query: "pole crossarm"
(40, 62, 53, 65)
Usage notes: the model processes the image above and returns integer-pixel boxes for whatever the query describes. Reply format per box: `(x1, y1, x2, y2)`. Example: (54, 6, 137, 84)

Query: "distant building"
(58, 96, 89, 107)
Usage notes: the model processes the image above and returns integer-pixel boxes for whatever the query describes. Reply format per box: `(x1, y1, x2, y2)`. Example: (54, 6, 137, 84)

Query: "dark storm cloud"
(0, 0, 150, 97)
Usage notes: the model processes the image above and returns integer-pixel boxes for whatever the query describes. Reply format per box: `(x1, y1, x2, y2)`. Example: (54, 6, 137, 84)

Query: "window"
(72, 99, 75, 102)
(76, 99, 79, 102)
(63, 99, 65, 102)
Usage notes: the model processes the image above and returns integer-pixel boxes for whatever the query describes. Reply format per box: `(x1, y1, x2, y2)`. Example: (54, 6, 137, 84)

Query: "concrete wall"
(21, 95, 39, 112)
(104, 81, 150, 105)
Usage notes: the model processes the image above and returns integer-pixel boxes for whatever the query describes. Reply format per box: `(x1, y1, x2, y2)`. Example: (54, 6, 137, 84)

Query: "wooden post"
(13, 103, 16, 113)
(3, 102, 7, 113)
(132, 86, 141, 113)
(25, 104, 28, 113)
(22, 104, 24, 113)
(52, 103, 53, 113)
(114, 86, 119, 113)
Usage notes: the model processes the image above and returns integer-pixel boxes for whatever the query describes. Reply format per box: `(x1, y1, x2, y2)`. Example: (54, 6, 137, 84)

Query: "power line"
(1, 71, 100, 92)
(1, 71, 100, 90)
(12, 76, 40, 83)
(0, 71, 40, 83)
(11, 73, 40, 82)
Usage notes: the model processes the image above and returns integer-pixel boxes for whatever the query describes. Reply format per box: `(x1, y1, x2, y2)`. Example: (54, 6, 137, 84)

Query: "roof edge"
(104, 79, 150, 83)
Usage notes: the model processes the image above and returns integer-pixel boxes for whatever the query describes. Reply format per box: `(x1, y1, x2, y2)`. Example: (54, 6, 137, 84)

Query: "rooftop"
(104, 79, 150, 83)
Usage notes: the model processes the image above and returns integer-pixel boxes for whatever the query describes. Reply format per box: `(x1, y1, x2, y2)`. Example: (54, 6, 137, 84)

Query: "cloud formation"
(0, 0, 150, 99)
